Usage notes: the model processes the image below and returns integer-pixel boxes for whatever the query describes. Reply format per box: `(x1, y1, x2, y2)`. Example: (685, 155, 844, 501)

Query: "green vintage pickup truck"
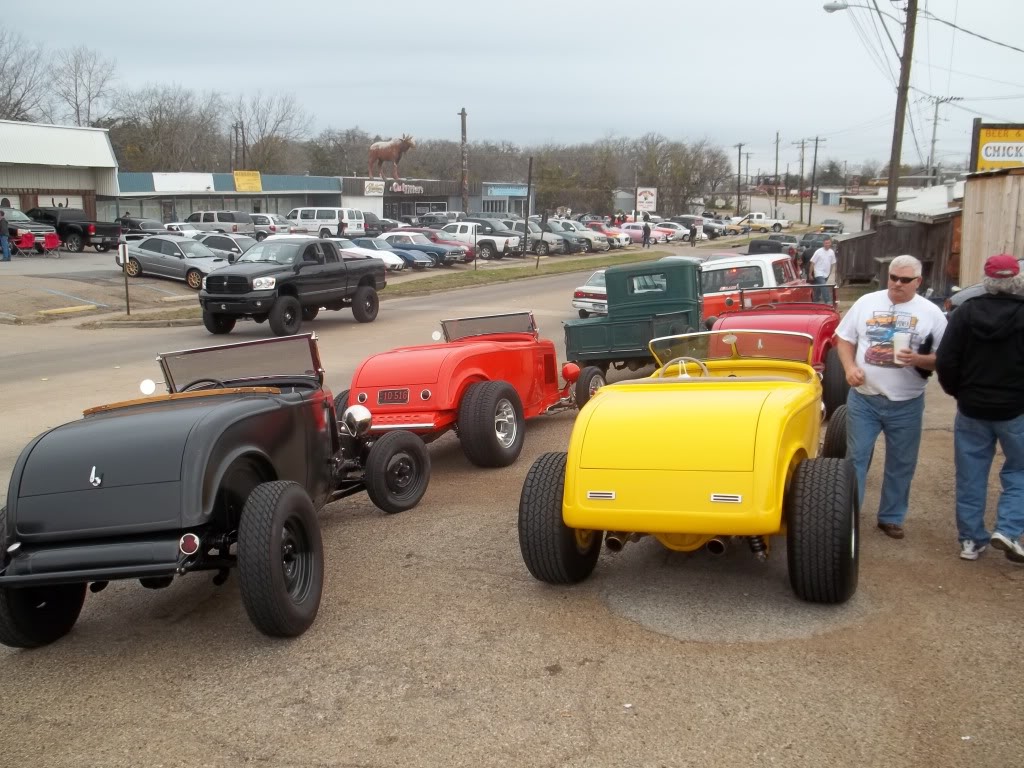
(564, 258, 703, 374)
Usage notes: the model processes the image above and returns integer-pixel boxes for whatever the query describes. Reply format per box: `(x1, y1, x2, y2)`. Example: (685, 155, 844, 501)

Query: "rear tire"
(478, 243, 495, 260)
(518, 452, 601, 584)
(301, 306, 320, 322)
(457, 380, 525, 468)
(574, 366, 606, 409)
(365, 431, 432, 514)
(772, 223, 782, 232)
(786, 458, 859, 604)
(821, 347, 849, 417)
(351, 285, 379, 323)
(578, 309, 589, 319)
(237, 481, 324, 637)
(186, 269, 203, 290)
(269, 296, 302, 336)
(536, 241, 549, 256)
(203, 311, 236, 335)
(821, 404, 848, 459)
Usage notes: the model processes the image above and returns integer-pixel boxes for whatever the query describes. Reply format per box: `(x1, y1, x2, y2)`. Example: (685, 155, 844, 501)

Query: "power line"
(916, 60, 1024, 89)
(917, 7, 1024, 56)
(945, 0, 959, 94)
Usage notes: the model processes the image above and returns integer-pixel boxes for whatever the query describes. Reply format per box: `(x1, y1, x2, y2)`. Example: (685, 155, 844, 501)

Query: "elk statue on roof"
(368, 134, 416, 181)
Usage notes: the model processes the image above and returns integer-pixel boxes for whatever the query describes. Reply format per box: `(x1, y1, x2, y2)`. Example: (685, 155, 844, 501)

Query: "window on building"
(482, 199, 507, 214)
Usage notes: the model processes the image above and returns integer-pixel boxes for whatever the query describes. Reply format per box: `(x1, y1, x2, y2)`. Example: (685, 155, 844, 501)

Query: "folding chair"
(10, 232, 35, 257)
(39, 231, 61, 258)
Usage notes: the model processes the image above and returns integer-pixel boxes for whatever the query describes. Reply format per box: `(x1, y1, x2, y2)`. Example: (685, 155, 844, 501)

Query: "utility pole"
(773, 131, 780, 217)
(885, 0, 918, 218)
(458, 108, 469, 213)
(843, 160, 848, 191)
(734, 143, 744, 217)
(927, 96, 962, 186)
(808, 136, 826, 227)
(744, 152, 752, 213)
(525, 156, 534, 265)
(792, 139, 807, 223)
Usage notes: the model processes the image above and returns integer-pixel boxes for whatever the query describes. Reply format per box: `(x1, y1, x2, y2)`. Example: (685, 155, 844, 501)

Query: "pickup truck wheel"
(203, 311, 236, 335)
(458, 380, 525, 468)
(269, 296, 302, 336)
(772, 223, 782, 232)
(185, 269, 203, 290)
(256, 232, 267, 241)
(759, 227, 769, 233)
(351, 286, 379, 323)
(536, 241, 548, 256)
(64, 233, 84, 252)
(301, 306, 319, 321)
(319, 229, 332, 239)
(518, 452, 601, 584)
(95, 244, 110, 253)
(821, 404, 848, 459)
(125, 257, 142, 277)
(238, 481, 324, 637)
(365, 430, 432, 514)
(821, 347, 849, 417)
(574, 366, 606, 408)
(478, 243, 495, 260)
(786, 458, 859, 604)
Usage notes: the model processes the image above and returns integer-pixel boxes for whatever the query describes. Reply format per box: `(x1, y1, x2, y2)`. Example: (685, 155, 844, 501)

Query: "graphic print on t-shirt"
(863, 309, 918, 368)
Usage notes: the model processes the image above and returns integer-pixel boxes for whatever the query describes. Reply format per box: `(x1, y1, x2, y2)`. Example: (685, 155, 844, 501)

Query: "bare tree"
(0, 31, 50, 121)
(111, 84, 226, 171)
(860, 159, 881, 182)
(232, 93, 311, 174)
(47, 46, 116, 126)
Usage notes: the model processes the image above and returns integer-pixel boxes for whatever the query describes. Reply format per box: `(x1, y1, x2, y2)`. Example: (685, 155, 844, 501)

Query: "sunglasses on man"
(889, 274, 918, 284)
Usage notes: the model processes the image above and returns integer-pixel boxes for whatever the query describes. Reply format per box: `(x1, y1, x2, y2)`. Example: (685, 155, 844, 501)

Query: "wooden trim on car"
(83, 387, 282, 416)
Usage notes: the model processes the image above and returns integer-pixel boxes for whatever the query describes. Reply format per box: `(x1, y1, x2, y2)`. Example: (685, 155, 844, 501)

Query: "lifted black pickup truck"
(25, 207, 121, 253)
(199, 235, 386, 336)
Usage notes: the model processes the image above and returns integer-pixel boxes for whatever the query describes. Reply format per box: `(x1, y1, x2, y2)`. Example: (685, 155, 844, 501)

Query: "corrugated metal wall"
(961, 172, 1024, 284)
(0, 166, 94, 190)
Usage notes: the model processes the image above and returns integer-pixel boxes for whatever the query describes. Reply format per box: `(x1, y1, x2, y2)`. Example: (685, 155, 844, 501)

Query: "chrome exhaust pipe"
(705, 537, 728, 556)
(605, 532, 628, 552)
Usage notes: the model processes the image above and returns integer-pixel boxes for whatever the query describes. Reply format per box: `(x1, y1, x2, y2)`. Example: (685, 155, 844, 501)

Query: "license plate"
(595, 303, 606, 311)
(377, 388, 409, 405)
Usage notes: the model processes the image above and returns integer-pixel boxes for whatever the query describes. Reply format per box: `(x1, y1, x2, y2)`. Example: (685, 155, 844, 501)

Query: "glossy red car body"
(400, 227, 476, 262)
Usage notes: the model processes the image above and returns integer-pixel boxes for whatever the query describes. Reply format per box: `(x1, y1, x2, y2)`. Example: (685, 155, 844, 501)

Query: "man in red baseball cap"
(936, 253, 1024, 563)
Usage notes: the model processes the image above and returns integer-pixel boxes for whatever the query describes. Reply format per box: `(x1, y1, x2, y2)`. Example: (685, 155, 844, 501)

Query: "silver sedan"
(119, 235, 229, 290)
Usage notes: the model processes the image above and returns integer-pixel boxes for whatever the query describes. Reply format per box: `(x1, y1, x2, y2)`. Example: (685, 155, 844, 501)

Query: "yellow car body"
(517, 329, 858, 604)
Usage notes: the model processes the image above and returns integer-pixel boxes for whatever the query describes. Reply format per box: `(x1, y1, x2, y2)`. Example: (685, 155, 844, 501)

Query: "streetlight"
(824, 0, 917, 219)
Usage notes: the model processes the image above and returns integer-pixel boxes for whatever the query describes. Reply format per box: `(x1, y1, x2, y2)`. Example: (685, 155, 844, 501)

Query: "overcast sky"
(16, 0, 1024, 175)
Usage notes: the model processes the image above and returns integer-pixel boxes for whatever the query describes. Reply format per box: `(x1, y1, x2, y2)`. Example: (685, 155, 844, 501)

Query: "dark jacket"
(936, 291, 1024, 420)
(0, 217, 8, 237)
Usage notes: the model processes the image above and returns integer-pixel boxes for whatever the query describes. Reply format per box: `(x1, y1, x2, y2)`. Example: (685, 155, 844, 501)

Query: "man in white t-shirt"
(809, 238, 836, 302)
(835, 254, 948, 540)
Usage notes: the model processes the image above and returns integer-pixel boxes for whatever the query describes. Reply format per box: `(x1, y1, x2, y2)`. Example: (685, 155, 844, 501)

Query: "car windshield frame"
(440, 312, 538, 342)
(178, 240, 219, 259)
(648, 330, 814, 368)
(235, 240, 302, 265)
(157, 333, 324, 393)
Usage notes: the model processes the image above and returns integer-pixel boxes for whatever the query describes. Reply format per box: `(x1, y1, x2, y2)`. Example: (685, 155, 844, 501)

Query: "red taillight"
(87, 223, 96, 235)
(232, 224, 238, 232)
(574, 290, 585, 299)
(269, 224, 277, 232)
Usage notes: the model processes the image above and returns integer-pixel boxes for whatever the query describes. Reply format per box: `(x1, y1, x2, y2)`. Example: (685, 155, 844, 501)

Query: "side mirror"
(950, 285, 961, 294)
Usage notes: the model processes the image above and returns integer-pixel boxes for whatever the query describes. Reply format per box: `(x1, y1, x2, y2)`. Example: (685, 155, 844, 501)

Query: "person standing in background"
(0, 210, 10, 262)
(809, 237, 836, 302)
(641, 220, 651, 249)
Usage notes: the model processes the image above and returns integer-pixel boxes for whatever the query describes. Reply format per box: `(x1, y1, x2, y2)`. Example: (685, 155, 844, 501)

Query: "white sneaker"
(990, 532, 1024, 564)
(959, 540, 987, 561)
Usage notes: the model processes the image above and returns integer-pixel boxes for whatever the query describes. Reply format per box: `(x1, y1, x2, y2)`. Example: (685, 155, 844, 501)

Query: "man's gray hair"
(889, 254, 922, 276)
(984, 273, 1024, 296)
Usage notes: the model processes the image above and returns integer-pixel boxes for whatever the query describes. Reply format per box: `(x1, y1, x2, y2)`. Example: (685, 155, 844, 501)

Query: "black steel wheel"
(457, 380, 525, 468)
(518, 452, 601, 584)
(822, 347, 849, 417)
(238, 481, 324, 637)
(821, 404, 848, 459)
(203, 311, 236, 335)
(574, 366, 606, 409)
(351, 286, 379, 323)
(365, 430, 432, 514)
(269, 296, 302, 336)
(786, 458, 859, 604)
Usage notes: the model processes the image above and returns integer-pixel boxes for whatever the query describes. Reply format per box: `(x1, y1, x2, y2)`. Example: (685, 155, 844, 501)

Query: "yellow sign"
(233, 170, 262, 192)
(976, 127, 1024, 171)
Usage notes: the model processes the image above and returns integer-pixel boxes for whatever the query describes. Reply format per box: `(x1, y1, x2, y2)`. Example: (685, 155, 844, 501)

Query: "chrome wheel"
(494, 398, 517, 448)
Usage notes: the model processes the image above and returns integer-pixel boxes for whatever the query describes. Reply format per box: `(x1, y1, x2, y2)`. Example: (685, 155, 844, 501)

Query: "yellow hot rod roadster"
(518, 329, 858, 604)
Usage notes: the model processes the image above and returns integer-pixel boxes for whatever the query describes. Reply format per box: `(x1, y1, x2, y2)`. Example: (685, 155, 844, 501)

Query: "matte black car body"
(0, 334, 431, 646)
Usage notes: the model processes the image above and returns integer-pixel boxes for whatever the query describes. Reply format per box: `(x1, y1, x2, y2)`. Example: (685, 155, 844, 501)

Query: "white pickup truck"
(728, 211, 791, 234)
(439, 221, 521, 260)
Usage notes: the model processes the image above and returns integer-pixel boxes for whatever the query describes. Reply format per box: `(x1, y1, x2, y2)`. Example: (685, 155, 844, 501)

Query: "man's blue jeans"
(846, 389, 925, 525)
(812, 275, 828, 303)
(0, 235, 8, 261)
(954, 411, 1024, 544)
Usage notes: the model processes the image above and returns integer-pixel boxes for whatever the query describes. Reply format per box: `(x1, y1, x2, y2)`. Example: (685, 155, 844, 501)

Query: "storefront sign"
(233, 170, 262, 193)
(637, 187, 658, 212)
(484, 184, 528, 197)
(390, 181, 425, 195)
(971, 124, 1024, 171)
(364, 180, 385, 196)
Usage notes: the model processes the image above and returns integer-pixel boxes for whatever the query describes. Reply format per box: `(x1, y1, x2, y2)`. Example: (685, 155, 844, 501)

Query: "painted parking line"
(38, 288, 110, 308)
(135, 284, 178, 295)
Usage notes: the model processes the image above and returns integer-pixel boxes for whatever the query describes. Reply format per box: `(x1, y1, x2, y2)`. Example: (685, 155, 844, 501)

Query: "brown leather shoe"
(877, 522, 905, 539)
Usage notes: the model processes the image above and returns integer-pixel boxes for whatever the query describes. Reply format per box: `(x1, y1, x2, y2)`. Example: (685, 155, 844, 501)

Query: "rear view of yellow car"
(518, 330, 858, 604)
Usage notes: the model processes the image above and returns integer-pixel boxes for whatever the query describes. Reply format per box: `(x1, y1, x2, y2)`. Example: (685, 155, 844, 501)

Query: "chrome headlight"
(252, 277, 276, 290)
(343, 404, 372, 437)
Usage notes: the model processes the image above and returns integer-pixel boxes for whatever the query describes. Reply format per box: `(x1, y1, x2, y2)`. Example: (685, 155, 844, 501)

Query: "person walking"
(835, 254, 948, 539)
(936, 254, 1024, 563)
(336, 218, 346, 238)
(0, 210, 9, 262)
(689, 223, 698, 247)
(809, 237, 836, 302)
(641, 220, 651, 249)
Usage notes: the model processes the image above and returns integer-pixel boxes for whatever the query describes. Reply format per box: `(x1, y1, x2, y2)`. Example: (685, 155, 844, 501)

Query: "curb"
(80, 318, 203, 329)
(37, 305, 99, 316)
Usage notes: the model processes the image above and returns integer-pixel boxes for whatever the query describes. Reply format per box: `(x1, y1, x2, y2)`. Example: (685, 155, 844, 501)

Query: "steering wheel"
(181, 378, 227, 392)
(656, 356, 710, 378)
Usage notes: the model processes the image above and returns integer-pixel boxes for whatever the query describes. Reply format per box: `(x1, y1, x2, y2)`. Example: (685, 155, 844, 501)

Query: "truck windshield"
(158, 334, 321, 393)
(649, 330, 813, 368)
(236, 241, 301, 264)
(1, 208, 32, 222)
